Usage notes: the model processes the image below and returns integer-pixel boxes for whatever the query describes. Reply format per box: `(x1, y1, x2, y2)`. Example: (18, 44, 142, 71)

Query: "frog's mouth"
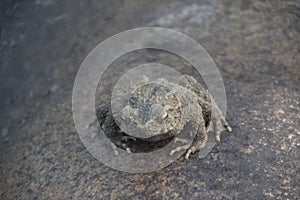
(119, 121, 163, 139)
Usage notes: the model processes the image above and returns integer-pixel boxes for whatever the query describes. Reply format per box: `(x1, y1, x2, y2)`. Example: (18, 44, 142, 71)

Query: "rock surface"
(0, 0, 299, 199)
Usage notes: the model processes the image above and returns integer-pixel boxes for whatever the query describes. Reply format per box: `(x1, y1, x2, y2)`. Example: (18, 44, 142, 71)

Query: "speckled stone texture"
(0, 0, 299, 199)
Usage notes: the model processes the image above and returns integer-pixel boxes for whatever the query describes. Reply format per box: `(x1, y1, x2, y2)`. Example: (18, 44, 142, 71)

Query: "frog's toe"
(120, 143, 132, 153)
(185, 149, 192, 159)
(185, 148, 197, 159)
(120, 135, 137, 142)
(224, 124, 232, 132)
(215, 134, 221, 143)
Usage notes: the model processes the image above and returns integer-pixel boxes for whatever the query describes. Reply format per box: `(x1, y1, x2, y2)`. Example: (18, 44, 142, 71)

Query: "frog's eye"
(161, 112, 168, 119)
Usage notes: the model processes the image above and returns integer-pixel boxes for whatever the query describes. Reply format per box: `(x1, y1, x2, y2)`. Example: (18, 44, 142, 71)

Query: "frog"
(96, 75, 231, 159)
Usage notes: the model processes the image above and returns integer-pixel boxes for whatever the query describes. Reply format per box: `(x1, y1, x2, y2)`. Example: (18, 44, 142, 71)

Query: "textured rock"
(0, 0, 299, 199)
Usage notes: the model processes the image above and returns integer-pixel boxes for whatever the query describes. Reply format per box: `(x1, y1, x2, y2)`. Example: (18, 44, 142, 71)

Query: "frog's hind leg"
(211, 112, 231, 143)
(212, 117, 231, 143)
(211, 101, 232, 142)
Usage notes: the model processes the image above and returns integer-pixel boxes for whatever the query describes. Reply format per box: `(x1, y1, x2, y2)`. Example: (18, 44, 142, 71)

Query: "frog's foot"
(224, 124, 232, 132)
(120, 136, 136, 153)
(185, 148, 196, 160)
(170, 137, 191, 156)
(116, 142, 133, 153)
(120, 134, 137, 143)
(214, 119, 232, 143)
(111, 143, 132, 155)
(122, 145, 132, 153)
(185, 132, 208, 159)
(110, 134, 135, 155)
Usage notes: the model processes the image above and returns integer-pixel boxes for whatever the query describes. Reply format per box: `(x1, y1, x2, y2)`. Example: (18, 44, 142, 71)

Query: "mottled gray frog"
(97, 75, 231, 159)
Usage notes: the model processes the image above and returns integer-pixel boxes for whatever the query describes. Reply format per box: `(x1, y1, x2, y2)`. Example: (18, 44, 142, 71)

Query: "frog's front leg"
(185, 122, 208, 159)
(96, 104, 135, 154)
(170, 118, 208, 159)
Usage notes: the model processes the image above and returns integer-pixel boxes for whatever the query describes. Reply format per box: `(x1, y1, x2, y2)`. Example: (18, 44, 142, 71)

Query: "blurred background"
(0, 0, 299, 199)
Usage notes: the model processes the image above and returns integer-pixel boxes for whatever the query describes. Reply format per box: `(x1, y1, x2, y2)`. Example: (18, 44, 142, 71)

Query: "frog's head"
(120, 82, 181, 139)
